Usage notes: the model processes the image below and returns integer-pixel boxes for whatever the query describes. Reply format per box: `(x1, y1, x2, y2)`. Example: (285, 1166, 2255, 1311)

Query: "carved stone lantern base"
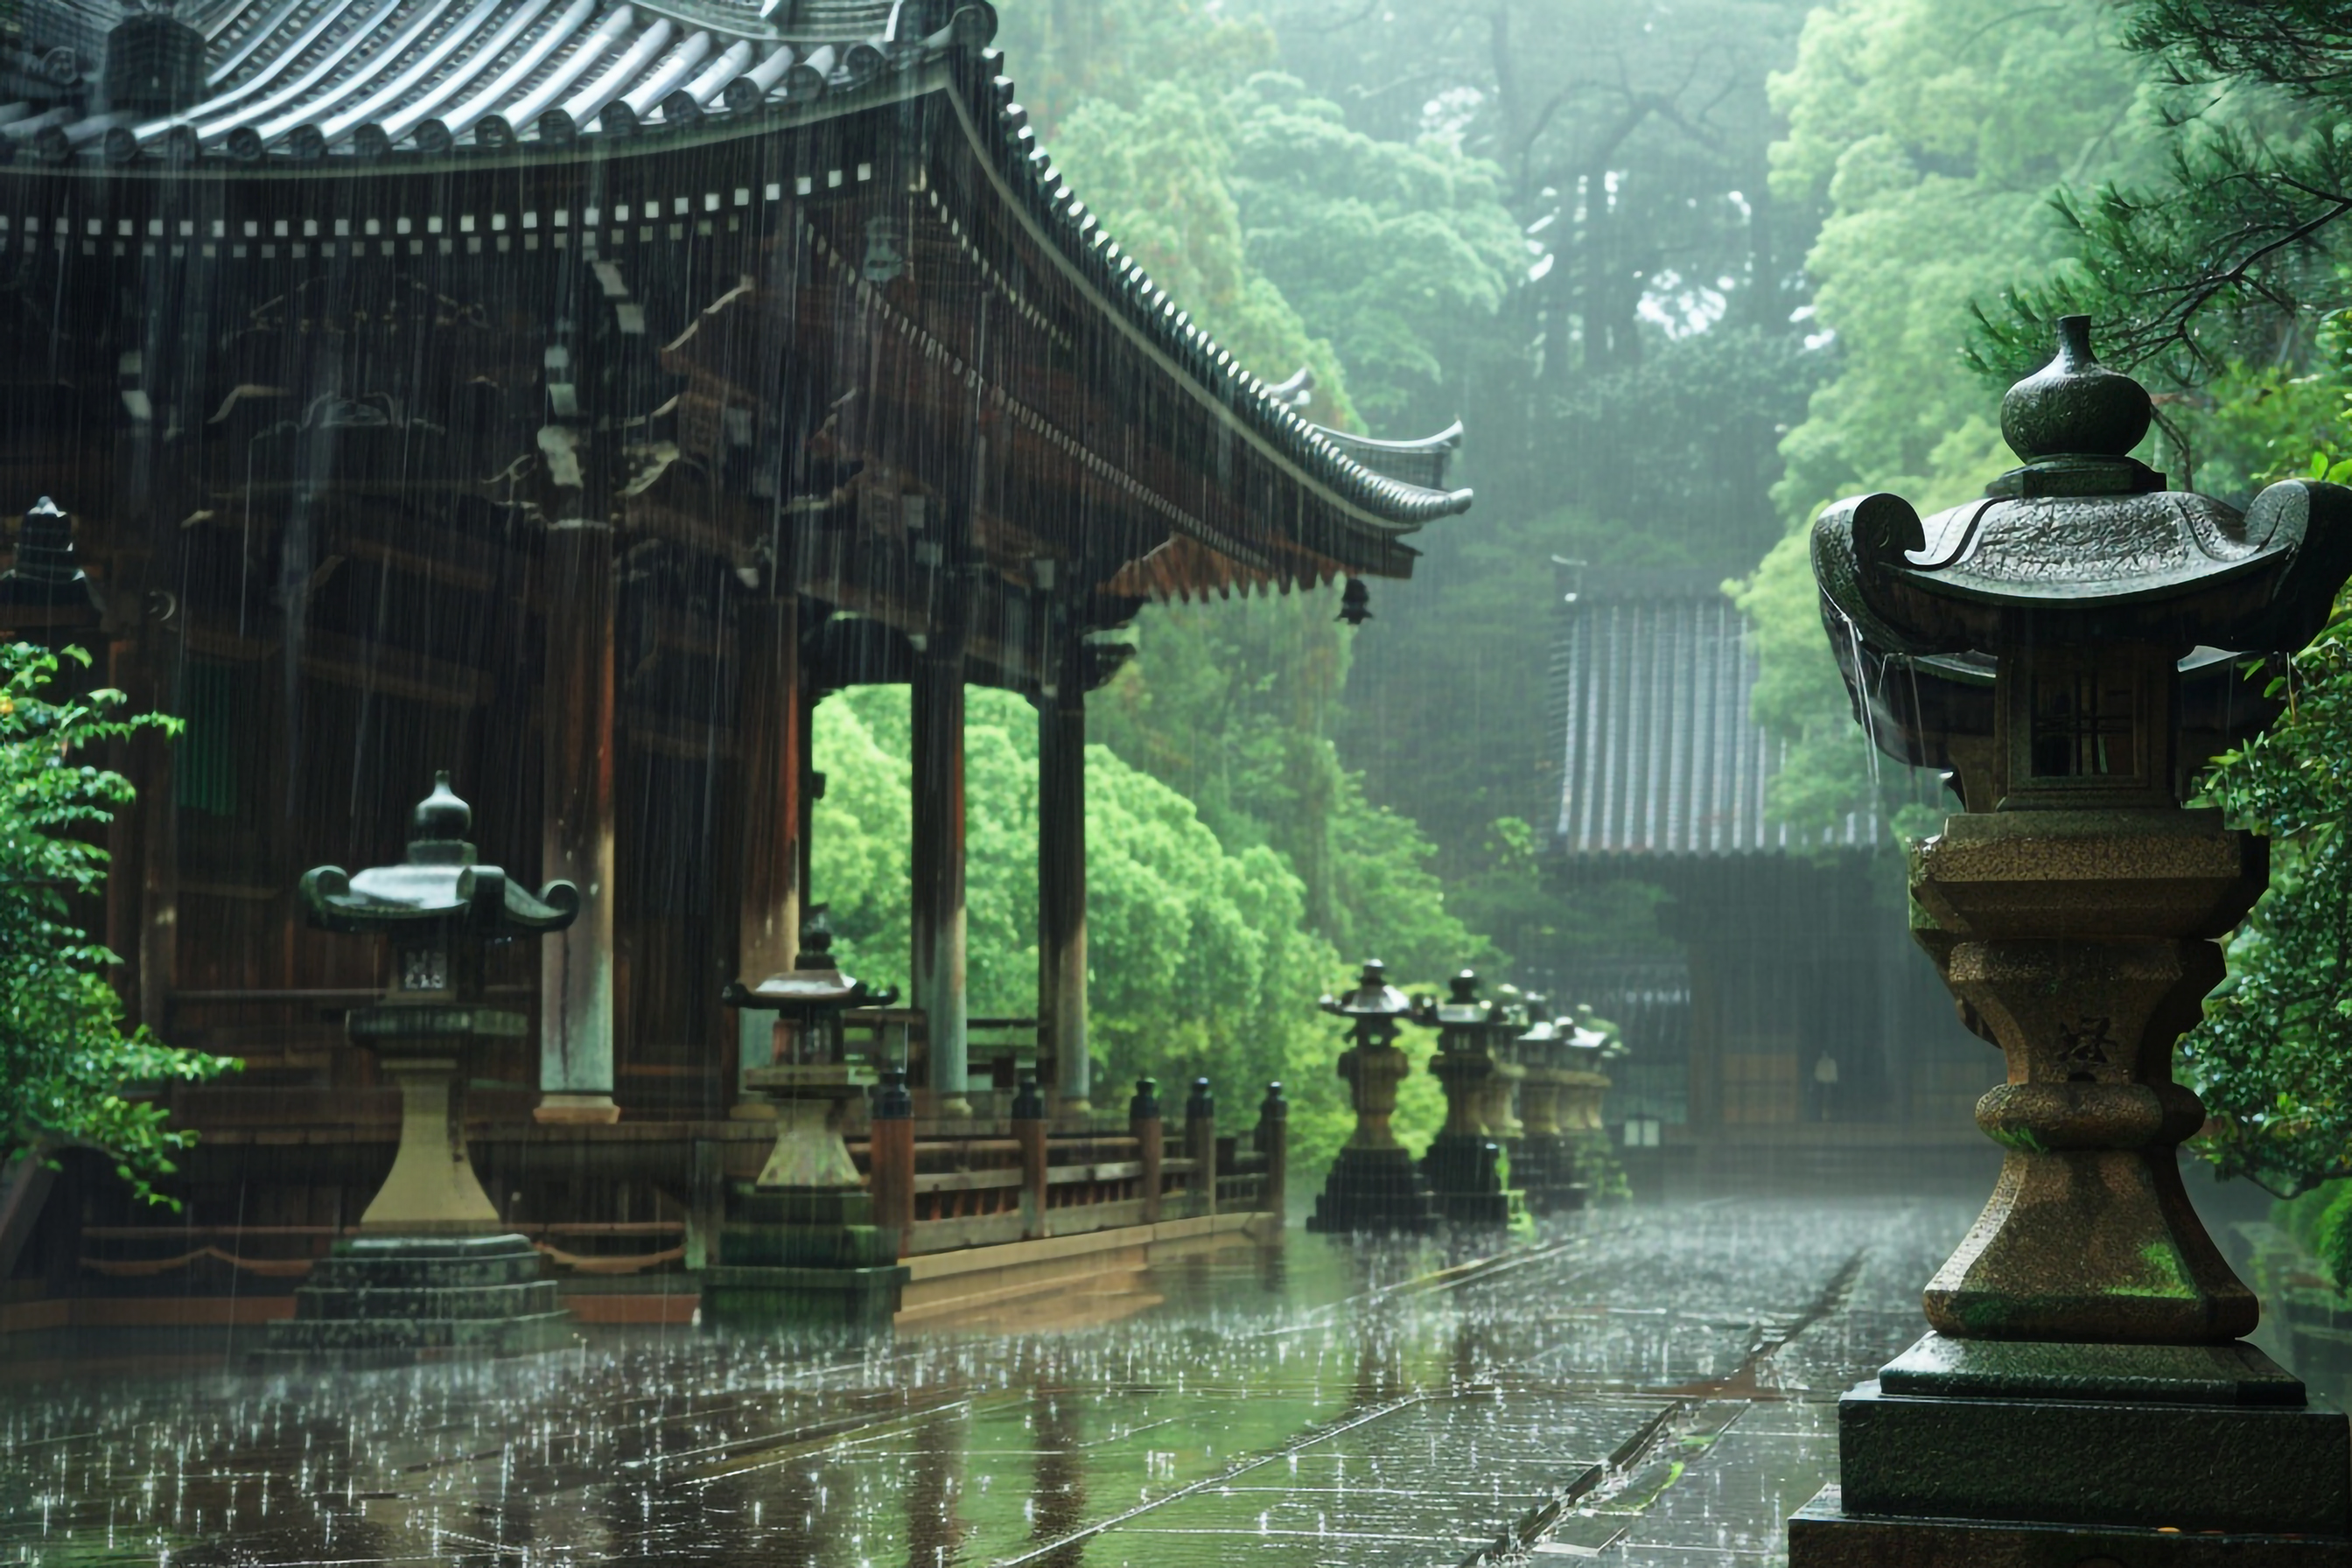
(1419, 1135, 1526, 1229)
(1792, 1478, 2351, 1566)
(265, 1009, 576, 1362)
(1308, 1145, 1438, 1235)
(1507, 1136, 1585, 1216)
(1791, 809, 2352, 1554)
(703, 1063, 907, 1334)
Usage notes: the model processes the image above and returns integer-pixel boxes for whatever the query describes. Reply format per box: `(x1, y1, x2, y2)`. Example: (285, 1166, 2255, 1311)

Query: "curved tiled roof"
(4, 0, 1474, 536)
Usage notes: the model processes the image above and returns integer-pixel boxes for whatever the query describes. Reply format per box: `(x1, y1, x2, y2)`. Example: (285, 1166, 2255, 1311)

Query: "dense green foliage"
(2166, 325, 2352, 1195)
(1723, 0, 2352, 1194)
(809, 685, 1447, 1180)
(2192, 604, 2352, 1194)
(0, 646, 233, 1200)
(1008, 3, 1505, 990)
(1734, 0, 2166, 836)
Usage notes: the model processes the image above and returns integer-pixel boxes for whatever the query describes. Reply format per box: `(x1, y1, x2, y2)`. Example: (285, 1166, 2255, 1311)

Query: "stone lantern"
(268, 774, 579, 1361)
(1306, 960, 1437, 1235)
(1558, 1004, 1617, 1141)
(1508, 997, 1575, 1214)
(709, 907, 907, 1332)
(1419, 970, 1526, 1230)
(1789, 318, 2352, 1560)
(1477, 984, 1529, 1153)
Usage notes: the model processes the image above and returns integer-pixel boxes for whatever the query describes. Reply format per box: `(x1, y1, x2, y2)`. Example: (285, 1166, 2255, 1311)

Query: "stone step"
(306, 1235, 550, 1292)
(290, 1279, 564, 1320)
(262, 1310, 576, 1359)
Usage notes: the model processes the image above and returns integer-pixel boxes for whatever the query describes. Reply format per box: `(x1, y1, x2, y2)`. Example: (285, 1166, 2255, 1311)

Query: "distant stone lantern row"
(1307, 961, 1621, 1236)
(1791, 318, 2352, 1561)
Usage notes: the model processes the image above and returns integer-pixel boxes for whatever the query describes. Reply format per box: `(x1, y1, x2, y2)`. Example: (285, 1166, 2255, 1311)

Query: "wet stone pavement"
(1, 1197, 1979, 1567)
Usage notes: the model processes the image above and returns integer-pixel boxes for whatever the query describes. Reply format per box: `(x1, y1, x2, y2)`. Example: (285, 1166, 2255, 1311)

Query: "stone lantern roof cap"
(1322, 957, 1412, 1020)
(1815, 318, 2352, 658)
(721, 905, 897, 1012)
(299, 771, 581, 937)
(724, 969, 881, 1010)
(1433, 968, 1486, 1026)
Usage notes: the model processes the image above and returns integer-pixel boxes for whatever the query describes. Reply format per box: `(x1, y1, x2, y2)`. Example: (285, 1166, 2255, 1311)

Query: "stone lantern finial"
(1999, 314, 2152, 465)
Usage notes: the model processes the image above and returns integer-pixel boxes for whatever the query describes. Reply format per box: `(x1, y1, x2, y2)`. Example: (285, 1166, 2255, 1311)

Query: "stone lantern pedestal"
(1309, 962, 1438, 1235)
(1475, 1010, 1527, 1187)
(266, 776, 579, 1363)
(1511, 1055, 1575, 1214)
(1789, 320, 2352, 1561)
(1506, 998, 1608, 1215)
(703, 1061, 906, 1333)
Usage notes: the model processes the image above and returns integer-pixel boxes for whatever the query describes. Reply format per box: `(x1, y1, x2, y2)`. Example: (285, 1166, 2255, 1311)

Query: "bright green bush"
(0, 645, 235, 1201)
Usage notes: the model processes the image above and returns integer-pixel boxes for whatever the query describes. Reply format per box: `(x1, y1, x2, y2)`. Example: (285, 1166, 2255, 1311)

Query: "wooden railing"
(861, 1081, 1288, 1257)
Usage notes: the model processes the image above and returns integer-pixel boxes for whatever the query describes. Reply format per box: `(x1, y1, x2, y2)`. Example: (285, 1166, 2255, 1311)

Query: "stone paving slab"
(0, 1198, 1983, 1568)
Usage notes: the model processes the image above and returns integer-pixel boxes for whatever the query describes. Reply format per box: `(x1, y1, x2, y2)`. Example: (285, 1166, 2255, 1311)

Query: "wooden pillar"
(869, 1068, 915, 1256)
(1130, 1076, 1163, 1225)
(799, 683, 820, 923)
(1185, 1076, 1217, 1218)
(1038, 634, 1089, 1116)
(136, 724, 177, 1034)
(685, 1138, 725, 1269)
(1257, 1082, 1289, 1221)
(733, 592, 803, 1104)
(910, 615, 970, 1117)
(1013, 1073, 1048, 1240)
(536, 522, 620, 1124)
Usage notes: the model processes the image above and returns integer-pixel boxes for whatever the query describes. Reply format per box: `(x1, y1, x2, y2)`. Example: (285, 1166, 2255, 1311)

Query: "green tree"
(809, 684, 1373, 1175)
(1973, 1, 2352, 382)
(1737, 0, 2160, 836)
(1088, 592, 1492, 982)
(1, 645, 234, 1201)
(2149, 315, 2352, 1196)
(1223, 71, 1522, 429)
(2186, 582, 2352, 1195)
(1048, 73, 1359, 426)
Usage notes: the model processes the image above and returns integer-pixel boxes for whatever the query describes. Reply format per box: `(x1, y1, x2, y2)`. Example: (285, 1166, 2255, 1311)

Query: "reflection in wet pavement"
(1, 1199, 1977, 1566)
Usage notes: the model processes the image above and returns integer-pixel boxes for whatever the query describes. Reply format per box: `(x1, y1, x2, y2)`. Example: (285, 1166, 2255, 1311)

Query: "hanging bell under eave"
(1337, 577, 1371, 626)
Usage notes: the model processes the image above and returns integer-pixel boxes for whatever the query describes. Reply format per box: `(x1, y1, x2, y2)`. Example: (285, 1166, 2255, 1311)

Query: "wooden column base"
(532, 1093, 621, 1125)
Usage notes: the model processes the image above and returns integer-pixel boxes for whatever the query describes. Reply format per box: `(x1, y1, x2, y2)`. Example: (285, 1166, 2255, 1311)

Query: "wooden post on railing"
(1013, 1071, 1048, 1240)
(1130, 1076, 1163, 1225)
(870, 1068, 915, 1257)
(1186, 1076, 1217, 1218)
(1256, 1082, 1289, 1222)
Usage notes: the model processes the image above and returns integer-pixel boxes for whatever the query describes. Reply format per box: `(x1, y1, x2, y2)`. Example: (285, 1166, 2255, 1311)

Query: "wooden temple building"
(0, 0, 1471, 1345)
(1544, 565, 1992, 1190)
